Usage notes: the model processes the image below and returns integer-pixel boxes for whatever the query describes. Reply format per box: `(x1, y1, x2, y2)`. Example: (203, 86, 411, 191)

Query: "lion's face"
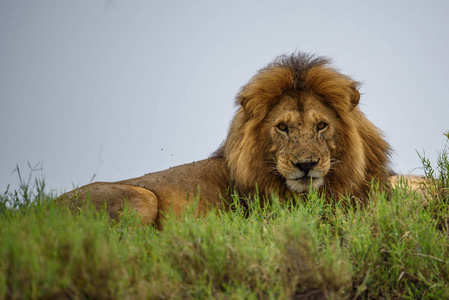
(267, 93, 339, 193)
(222, 53, 390, 200)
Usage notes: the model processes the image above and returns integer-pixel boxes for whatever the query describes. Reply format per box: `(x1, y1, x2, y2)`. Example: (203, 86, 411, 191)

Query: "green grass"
(1, 133, 449, 299)
(418, 131, 449, 232)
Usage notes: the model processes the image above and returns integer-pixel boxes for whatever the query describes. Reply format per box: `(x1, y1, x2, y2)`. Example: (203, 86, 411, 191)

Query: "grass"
(418, 131, 449, 232)
(1, 133, 449, 299)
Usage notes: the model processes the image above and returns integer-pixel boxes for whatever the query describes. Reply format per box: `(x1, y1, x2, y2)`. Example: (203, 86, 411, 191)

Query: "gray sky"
(1, 1, 448, 194)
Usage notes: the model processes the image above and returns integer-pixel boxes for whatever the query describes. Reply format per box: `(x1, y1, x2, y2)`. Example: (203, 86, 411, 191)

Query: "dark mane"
(270, 52, 330, 90)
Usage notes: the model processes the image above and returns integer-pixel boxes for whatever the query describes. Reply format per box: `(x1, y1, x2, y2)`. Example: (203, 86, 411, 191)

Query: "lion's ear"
(350, 85, 360, 110)
(237, 95, 270, 120)
(237, 95, 250, 111)
(237, 66, 294, 119)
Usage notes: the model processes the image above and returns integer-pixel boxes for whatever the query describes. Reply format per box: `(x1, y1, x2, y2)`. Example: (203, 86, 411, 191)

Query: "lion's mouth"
(291, 176, 320, 182)
(285, 176, 324, 193)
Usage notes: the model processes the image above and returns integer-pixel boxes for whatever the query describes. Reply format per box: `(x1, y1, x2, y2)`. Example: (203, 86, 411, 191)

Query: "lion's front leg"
(56, 182, 158, 225)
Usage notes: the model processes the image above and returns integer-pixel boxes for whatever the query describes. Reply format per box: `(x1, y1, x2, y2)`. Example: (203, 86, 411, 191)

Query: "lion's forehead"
(272, 94, 336, 127)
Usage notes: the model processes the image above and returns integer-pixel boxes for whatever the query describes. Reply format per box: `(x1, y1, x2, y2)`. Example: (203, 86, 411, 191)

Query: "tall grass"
(418, 131, 449, 231)
(0, 162, 49, 215)
(1, 134, 449, 299)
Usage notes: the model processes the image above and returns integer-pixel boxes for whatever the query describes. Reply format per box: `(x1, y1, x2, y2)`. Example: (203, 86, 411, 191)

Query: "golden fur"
(57, 52, 391, 227)
(218, 53, 391, 201)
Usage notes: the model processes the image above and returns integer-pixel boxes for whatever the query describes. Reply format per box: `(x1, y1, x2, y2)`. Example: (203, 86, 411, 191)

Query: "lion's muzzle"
(291, 158, 320, 176)
(280, 157, 328, 193)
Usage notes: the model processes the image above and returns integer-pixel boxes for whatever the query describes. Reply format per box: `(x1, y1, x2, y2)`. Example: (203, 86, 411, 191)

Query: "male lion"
(57, 52, 391, 228)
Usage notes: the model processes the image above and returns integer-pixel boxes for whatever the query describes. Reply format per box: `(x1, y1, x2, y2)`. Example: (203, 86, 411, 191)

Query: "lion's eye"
(276, 123, 288, 133)
(316, 122, 328, 131)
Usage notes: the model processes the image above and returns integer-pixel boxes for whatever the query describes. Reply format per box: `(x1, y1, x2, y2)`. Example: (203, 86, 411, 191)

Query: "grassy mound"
(1, 133, 448, 299)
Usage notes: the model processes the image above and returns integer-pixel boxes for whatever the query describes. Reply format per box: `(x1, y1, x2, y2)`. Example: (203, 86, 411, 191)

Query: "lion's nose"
(292, 159, 320, 175)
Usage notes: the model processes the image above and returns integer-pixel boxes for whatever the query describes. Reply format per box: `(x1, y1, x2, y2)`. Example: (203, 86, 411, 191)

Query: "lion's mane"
(215, 53, 391, 201)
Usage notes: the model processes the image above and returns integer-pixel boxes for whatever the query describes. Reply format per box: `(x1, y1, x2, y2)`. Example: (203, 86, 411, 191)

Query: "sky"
(1, 1, 448, 195)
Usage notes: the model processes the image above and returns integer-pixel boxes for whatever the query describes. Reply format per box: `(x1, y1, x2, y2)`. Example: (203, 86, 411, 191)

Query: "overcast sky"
(1, 1, 448, 195)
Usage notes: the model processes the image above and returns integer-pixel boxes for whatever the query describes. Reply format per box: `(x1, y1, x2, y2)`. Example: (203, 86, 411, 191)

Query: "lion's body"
(57, 52, 391, 226)
(59, 158, 229, 229)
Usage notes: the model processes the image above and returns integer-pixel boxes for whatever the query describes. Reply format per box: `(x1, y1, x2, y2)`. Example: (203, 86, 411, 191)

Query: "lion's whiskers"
(265, 159, 283, 176)
(329, 158, 341, 170)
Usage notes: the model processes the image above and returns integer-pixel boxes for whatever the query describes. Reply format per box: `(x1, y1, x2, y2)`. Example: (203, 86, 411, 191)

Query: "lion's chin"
(286, 177, 324, 193)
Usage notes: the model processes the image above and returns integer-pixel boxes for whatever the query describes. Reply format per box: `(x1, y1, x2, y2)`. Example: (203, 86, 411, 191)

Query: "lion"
(57, 52, 391, 228)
